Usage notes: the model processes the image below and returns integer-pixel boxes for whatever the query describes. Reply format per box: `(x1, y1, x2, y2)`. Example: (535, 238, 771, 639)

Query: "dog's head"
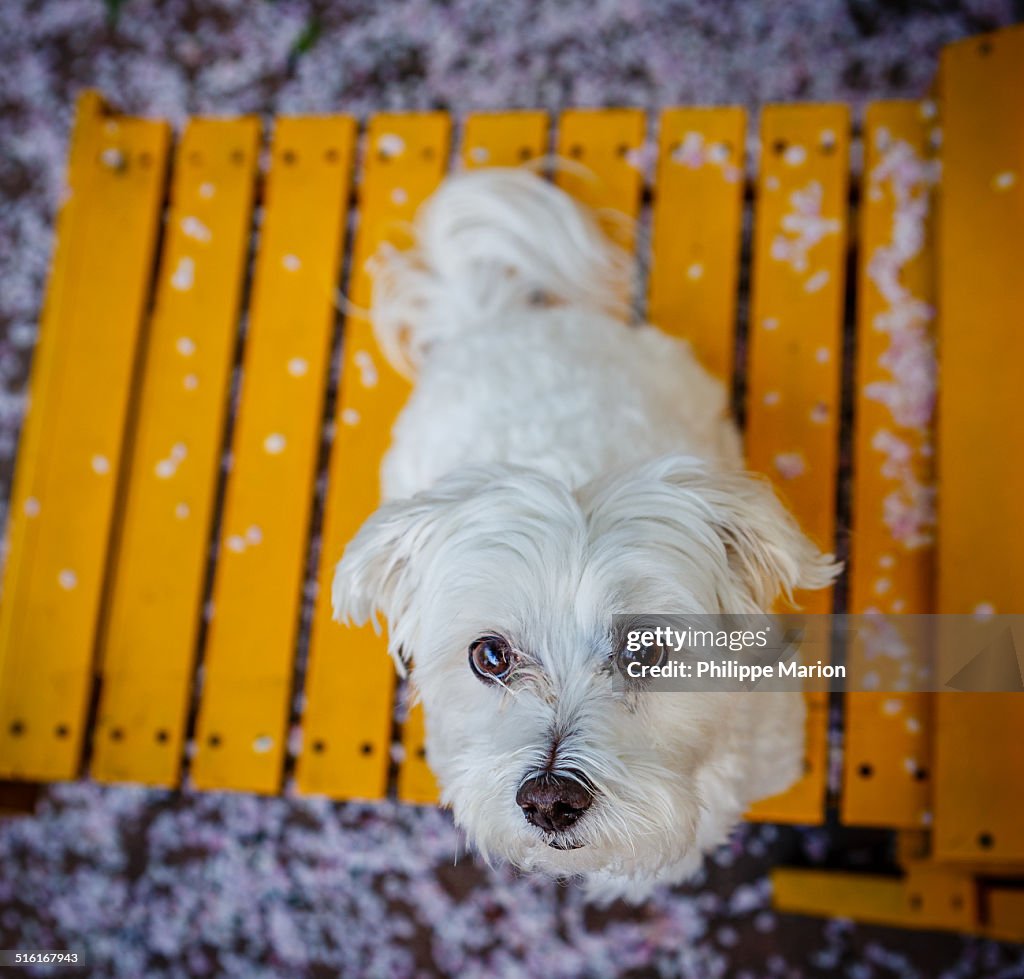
(332, 455, 838, 880)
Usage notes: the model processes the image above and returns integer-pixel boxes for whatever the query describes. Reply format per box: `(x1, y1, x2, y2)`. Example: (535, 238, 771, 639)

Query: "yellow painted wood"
(398, 701, 436, 805)
(91, 119, 260, 786)
(647, 107, 746, 380)
(0, 88, 96, 708)
(773, 868, 908, 926)
(896, 829, 930, 867)
(843, 101, 939, 829)
(745, 104, 850, 824)
(297, 114, 450, 801)
(555, 108, 646, 257)
(901, 864, 978, 932)
(461, 111, 548, 169)
(897, 829, 1024, 877)
(745, 104, 849, 598)
(773, 866, 981, 935)
(776, 866, 1024, 939)
(933, 25, 1024, 863)
(843, 690, 934, 829)
(191, 117, 356, 793)
(986, 889, 1024, 943)
(0, 93, 169, 781)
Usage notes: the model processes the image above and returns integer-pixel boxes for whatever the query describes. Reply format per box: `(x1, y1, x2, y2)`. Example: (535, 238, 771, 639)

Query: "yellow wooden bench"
(1, 23, 1021, 940)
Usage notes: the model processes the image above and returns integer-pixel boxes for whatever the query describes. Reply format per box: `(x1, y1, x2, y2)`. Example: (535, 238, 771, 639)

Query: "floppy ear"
(331, 493, 440, 646)
(332, 485, 475, 676)
(690, 465, 842, 609)
(331, 463, 539, 673)
(580, 455, 841, 610)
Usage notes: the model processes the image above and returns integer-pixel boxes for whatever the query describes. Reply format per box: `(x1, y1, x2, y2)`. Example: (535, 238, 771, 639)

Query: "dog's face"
(332, 456, 837, 880)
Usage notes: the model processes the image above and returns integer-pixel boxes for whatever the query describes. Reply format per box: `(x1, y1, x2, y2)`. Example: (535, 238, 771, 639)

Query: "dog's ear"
(332, 464, 544, 673)
(688, 465, 841, 609)
(332, 494, 435, 632)
(332, 490, 465, 674)
(581, 455, 841, 610)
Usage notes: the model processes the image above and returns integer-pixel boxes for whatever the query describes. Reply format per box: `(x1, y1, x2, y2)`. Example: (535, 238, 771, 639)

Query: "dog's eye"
(614, 642, 666, 676)
(469, 635, 515, 682)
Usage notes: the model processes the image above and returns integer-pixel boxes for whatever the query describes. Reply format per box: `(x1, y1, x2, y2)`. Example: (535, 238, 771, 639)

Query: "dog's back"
(367, 168, 741, 498)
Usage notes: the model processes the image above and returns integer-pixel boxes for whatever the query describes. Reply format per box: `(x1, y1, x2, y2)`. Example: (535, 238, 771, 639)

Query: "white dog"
(331, 168, 839, 902)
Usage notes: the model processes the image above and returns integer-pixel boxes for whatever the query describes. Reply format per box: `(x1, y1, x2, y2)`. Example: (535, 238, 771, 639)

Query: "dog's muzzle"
(516, 770, 593, 838)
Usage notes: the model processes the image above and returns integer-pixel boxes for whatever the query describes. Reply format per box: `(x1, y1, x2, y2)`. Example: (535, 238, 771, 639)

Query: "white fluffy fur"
(332, 168, 840, 903)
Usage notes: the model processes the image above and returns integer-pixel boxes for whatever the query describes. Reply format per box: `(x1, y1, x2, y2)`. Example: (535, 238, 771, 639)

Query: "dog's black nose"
(516, 771, 593, 833)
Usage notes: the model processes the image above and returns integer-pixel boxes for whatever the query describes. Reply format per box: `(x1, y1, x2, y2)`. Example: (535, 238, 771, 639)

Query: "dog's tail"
(366, 167, 633, 377)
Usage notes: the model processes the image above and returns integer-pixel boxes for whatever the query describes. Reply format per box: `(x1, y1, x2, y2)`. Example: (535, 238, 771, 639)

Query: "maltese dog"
(331, 167, 839, 902)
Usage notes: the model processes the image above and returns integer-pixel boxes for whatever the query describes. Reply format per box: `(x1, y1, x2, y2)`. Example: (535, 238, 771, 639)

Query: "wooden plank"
(986, 889, 1024, 943)
(773, 868, 908, 926)
(773, 866, 980, 934)
(392, 112, 552, 804)
(461, 111, 548, 169)
(744, 104, 850, 824)
(843, 101, 939, 829)
(647, 107, 746, 381)
(296, 113, 451, 801)
(901, 864, 978, 932)
(397, 702, 435, 805)
(0, 93, 170, 781)
(555, 108, 646, 257)
(933, 25, 1024, 863)
(190, 117, 356, 793)
(897, 829, 1024, 877)
(91, 119, 260, 786)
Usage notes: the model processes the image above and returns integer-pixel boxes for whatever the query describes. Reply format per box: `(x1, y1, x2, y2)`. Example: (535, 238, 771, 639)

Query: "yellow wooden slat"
(770, 868, 987, 938)
(745, 104, 850, 824)
(296, 114, 451, 801)
(0, 90, 97, 690)
(555, 108, 646, 256)
(901, 864, 978, 932)
(0, 93, 169, 781)
(933, 25, 1024, 863)
(773, 868, 908, 926)
(986, 889, 1024, 943)
(843, 688, 934, 829)
(190, 117, 356, 792)
(647, 107, 746, 380)
(842, 101, 939, 828)
(392, 112, 552, 805)
(461, 111, 548, 169)
(91, 119, 260, 786)
(896, 828, 930, 867)
(397, 704, 435, 805)
(773, 866, 980, 934)
(897, 827, 1024, 881)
